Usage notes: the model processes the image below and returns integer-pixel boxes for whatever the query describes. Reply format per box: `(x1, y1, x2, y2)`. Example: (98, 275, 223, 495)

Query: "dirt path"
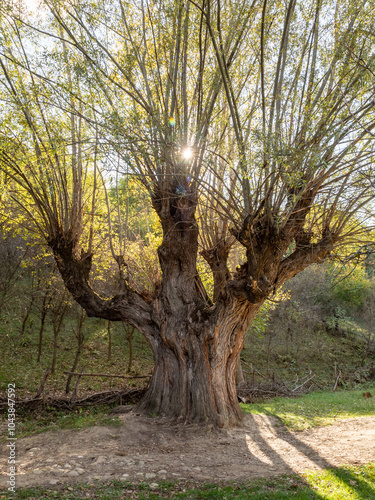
(1, 413, 374, 489)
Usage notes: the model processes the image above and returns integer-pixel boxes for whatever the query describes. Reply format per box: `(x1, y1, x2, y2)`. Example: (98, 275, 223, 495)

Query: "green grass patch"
(4, 405, 122, 439)
(1, 464, 374, 499)
(305, 464, 375, 500)
(241, 387, 375, 430)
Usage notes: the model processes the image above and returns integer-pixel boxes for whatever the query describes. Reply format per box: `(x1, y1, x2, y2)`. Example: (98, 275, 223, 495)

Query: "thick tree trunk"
(136, 183, 254, 426)
(236, 358, 245, 385)
(138, 176, 263, 425)
(137, 340, 241, 426)
(138, 336, 220, 423)
(136, 298, 261, 426)
(137, 183, 264, 426)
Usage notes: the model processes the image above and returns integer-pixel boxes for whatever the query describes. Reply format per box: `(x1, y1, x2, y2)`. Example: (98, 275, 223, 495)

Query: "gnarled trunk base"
(137, 340, 243, 427)
(136, 301, 261, 428)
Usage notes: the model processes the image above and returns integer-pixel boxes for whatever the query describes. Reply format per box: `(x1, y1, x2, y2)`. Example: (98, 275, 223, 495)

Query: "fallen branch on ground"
(0, 388, 146, 412)
(63, 371, 150, 379)
(292, 374, 316, 392)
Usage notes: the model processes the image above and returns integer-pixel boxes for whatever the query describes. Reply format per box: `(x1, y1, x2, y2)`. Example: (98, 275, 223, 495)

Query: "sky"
(21, 0, 48, 17)
(24, 0, 40, 8)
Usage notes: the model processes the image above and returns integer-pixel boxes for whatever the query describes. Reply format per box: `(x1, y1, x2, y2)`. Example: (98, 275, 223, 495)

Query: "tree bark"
(236, 357, 245, 385)
(137, 298, 261, 426)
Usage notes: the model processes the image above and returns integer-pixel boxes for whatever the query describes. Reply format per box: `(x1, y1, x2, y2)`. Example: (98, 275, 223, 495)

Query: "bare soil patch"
(1, 413, 374, 489)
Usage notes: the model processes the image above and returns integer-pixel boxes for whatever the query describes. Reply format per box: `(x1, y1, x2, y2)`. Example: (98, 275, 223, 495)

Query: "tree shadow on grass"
(241, 411, 375, 499)
(311, 465, 375, 499)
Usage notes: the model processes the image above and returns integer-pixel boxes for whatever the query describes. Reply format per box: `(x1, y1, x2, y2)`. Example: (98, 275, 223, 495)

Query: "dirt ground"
(1, 412, 375, 489)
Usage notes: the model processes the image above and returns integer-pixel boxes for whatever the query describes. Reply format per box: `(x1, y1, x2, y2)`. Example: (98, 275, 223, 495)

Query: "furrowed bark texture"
(49, 185, 336, 427)
(138, 182, 262, 426)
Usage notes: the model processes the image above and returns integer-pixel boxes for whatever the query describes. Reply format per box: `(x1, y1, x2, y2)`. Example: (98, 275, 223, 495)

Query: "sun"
(182, 147, 193, 160)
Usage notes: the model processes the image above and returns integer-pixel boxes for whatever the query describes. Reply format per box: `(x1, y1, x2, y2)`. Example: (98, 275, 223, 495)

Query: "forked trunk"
(134, 183, 264, 427)
(50, 183, 273, 427)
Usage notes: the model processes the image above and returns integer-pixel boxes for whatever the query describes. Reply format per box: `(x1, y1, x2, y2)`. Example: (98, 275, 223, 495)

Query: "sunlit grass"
(304, 463, 375, 500)
(242, 388, 375, 430)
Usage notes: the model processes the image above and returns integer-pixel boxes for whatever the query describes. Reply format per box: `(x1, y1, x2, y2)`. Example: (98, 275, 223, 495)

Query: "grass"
(242, 387, 375, 430)
(1, 405, 122, 440)
(0, 308, 153, 397)
(0, 305, 148, 439)
(1, 464, 374, 499)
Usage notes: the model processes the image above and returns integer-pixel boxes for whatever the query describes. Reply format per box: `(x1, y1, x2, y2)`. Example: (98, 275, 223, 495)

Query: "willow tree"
(1, 0, 375, 426)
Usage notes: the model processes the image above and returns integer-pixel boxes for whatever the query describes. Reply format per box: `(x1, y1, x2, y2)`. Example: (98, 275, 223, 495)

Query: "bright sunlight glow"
(182, 147, 193, 160)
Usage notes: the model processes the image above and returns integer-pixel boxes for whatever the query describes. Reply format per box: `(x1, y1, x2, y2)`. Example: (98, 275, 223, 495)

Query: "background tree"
(1, 0, 375, 426)
(0, 231, 29, 316)
(65, 304, 86, 393)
